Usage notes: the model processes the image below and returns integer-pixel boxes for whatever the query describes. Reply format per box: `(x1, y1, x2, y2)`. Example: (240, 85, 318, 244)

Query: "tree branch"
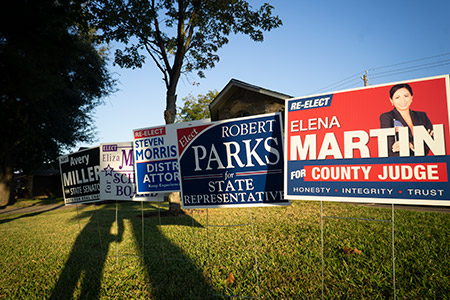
(184, 1, 200, 52)
(143, 41, 169, 88)
(151, 0, 172, 75)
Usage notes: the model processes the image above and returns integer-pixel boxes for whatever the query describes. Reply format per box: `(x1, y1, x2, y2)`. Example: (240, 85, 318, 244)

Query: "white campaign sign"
(100, 142, 163, 202)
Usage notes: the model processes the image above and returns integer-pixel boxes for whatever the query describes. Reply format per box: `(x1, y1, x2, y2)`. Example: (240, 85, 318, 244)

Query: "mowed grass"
(0, 199, 448, 299)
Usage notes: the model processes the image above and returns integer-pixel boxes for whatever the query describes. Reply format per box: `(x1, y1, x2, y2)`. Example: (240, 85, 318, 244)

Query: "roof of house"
(209, 78, 293, 111)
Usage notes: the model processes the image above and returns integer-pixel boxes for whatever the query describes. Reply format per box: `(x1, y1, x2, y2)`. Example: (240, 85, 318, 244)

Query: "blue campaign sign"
(133, 125, 180, 193)
(177, 113, 289, 209)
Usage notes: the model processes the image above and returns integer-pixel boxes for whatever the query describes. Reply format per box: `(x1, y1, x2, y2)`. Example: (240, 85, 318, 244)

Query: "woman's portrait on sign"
(379, 83, 434, 157)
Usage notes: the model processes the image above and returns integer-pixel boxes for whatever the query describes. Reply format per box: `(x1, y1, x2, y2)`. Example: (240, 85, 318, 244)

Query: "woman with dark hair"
(379, 83, 433, 156)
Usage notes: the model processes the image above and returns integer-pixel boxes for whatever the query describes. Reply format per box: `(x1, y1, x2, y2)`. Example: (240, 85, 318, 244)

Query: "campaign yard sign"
(100, 142, 164, 202)
(59, 147, 101, 205)
(133, 124, 180, 193)
(177, 113, 289, 209)
(285, 75, 450, 206)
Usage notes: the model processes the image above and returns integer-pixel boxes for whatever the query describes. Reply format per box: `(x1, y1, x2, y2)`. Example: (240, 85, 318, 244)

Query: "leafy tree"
(0, 0, 115, 205)
(176, 90, 218, 122)
(91, 0, 282, 124)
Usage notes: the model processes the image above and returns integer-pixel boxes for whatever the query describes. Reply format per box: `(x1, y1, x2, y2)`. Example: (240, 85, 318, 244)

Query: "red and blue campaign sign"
(285, 75, 450, 206)
(177, 113, 289, 209)
(133, 125, 180, 193)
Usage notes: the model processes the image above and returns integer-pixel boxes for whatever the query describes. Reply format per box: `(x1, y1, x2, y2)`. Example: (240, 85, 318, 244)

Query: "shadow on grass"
(0, 204, 65, 225)
(49, 206, 123, 299)
(131, 209, 215, 299)
(50, 203, 215, 299)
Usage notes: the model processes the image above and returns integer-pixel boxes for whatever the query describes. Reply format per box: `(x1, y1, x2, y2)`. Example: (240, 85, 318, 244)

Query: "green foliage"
(0, 0, 115, 173)
(0, 201, 448, 298)
(92, 0, 282, 76)
(90, 0, 282, 123)
(176, 90, 218, 122)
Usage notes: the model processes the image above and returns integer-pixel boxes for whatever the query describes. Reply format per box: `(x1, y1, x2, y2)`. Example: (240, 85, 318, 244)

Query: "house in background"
(209, 79, 292, 121)
(13, 168, 62, 199)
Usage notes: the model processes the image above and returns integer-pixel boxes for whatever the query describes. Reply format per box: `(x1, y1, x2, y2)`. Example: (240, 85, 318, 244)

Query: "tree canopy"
(176, 90, 218, 122)
(91, 0, 282, 124)
(0, 0, 115, 205)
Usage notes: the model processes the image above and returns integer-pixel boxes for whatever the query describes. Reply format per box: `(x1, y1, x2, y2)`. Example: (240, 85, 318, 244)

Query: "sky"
(77, 0, 450, 151)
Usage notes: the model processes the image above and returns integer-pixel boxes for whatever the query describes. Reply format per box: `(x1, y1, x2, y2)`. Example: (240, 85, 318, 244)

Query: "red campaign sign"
(287, 76, 450, 161)
(285, 75, 450, 206)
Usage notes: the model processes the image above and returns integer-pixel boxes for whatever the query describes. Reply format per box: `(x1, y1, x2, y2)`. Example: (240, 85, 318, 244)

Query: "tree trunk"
(164, 88, 177, 125)
(165, 82, 180, 213)
(0, 166, 13, 207)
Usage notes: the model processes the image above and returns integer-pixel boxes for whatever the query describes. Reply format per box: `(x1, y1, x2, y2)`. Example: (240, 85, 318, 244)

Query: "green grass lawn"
(0, 199, 448, 299)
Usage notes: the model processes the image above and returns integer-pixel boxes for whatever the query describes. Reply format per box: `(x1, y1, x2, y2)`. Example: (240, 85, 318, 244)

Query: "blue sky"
(79, 0, 450, 150)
